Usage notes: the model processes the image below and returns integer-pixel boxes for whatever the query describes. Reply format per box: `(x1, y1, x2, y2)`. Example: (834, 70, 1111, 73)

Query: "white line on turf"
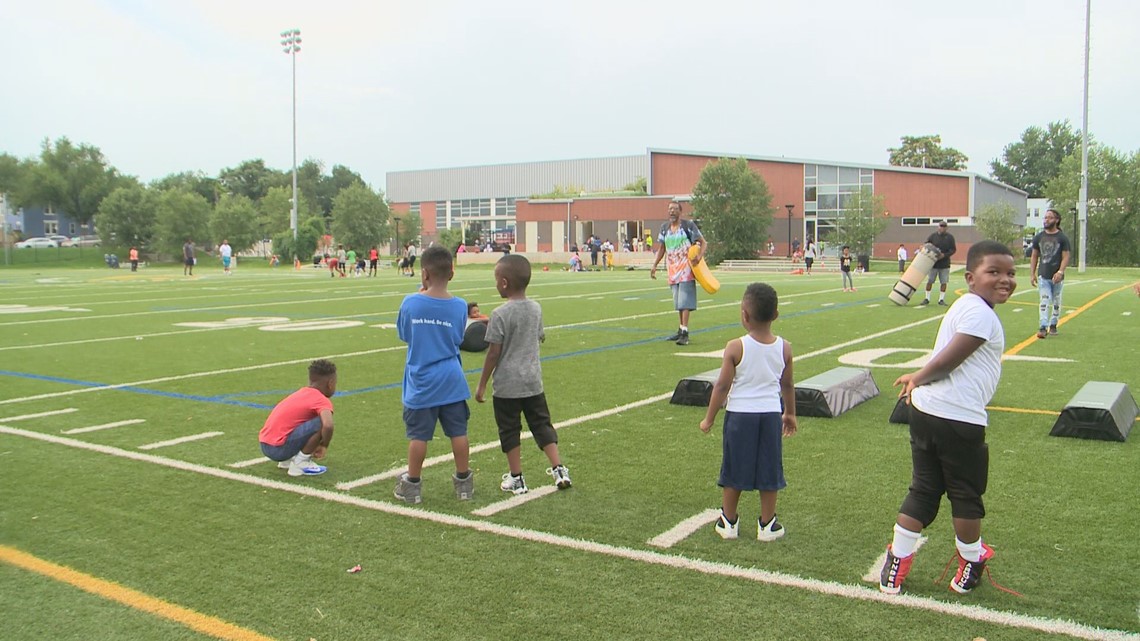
(335, 392, 674, 490)
(647, 509, 721, 548)
(471, 485, 559, 516)
(228, 457, 273, 468)
(862, 536, 927, 583)
(0, 408, 78, 422)
(3, 425, 1131, 641)
(62, 419, 146, 435)
(137, 431, 224, 450)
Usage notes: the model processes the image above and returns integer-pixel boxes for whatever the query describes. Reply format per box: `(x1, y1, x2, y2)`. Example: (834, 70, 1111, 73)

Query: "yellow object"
(688, 245, 720, 294)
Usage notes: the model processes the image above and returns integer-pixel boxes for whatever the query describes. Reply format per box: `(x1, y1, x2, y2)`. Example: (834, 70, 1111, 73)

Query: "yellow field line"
(0, 545, 277, 641)
(1004, 283, 1135, 357)
(986, 405, 1060, 416)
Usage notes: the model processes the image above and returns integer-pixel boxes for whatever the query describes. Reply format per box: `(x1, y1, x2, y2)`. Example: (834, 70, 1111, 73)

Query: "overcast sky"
(3, 0, 1137, 192)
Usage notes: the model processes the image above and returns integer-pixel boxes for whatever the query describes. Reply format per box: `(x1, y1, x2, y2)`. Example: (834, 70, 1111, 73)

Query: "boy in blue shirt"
(394, 246, 474, 503)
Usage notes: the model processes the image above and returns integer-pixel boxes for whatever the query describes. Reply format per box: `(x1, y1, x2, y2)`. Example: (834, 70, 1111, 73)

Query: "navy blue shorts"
(260, 416, 322, 461)
(403, 400, 470, 441)
(718, 411, 785, 492)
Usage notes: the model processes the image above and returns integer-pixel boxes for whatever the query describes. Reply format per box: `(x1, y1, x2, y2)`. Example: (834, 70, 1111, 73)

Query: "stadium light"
(280, 28, 301, 243)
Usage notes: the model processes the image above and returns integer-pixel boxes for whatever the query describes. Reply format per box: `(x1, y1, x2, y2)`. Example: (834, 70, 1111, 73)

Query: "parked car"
(15, 237, 59, 249)
(48, 234, 75, 247)
(71, 235, 101, 247)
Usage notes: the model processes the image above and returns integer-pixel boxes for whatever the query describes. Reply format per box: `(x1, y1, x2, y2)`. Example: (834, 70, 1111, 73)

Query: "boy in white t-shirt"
(880, 240, 1017, 596)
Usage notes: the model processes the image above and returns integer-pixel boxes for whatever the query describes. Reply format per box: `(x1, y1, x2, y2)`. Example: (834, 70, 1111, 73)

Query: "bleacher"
(718, 257, 835, 273)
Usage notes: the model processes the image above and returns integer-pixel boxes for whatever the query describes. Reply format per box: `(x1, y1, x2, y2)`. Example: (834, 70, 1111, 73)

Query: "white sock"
(891, 524, 922, 557)
(680, 325, 688, 332)
(939, 292, 946, 302)
(923, 292, 931, 302)
(293, 452, 311, 465)
(956, 536, 983, 562)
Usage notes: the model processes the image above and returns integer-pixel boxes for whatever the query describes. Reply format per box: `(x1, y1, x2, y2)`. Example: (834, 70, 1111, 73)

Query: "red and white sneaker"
(880, 545, 914, 594)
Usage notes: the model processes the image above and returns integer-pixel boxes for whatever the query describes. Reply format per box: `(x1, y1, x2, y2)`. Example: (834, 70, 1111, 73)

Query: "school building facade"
(386, 148, 1027, 260)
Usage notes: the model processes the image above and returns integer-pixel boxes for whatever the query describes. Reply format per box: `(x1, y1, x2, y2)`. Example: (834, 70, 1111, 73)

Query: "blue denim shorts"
(718, 411, 786, 492)
(259, 416, 322, 461)
(671, 279, 697, 311)
(403, 400, 470, 441)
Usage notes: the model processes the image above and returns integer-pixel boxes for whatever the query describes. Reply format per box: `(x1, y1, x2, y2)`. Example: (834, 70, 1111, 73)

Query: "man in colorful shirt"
(650, 201, 707, 346)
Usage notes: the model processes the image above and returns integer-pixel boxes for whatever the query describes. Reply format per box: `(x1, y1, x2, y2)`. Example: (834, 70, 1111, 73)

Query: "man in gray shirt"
(475, 255, 572, 494)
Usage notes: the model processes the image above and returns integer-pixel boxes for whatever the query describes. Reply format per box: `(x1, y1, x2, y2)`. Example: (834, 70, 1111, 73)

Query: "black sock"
(407, 476, 420, 483)
(512, 472, 523, 478)
(456, 471, 471, 480)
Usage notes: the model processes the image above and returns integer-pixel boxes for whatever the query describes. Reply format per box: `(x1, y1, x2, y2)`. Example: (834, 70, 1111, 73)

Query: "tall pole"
(1077, 0, 1090, 272)
(281, 29, 301, 243)
(785, 204, 794, 258)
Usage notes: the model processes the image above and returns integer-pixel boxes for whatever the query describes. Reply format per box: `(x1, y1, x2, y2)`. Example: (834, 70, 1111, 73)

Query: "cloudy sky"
(2, 0, 1137, 191)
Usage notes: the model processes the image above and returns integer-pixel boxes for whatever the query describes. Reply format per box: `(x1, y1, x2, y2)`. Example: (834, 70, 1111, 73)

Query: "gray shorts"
(403, 400, 469, 441)
(671, 280, 697, 311)
(927, 267, 950, 285)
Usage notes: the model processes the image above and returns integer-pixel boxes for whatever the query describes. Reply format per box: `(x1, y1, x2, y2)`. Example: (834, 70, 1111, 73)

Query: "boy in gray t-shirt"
(475, 255, 572, 494)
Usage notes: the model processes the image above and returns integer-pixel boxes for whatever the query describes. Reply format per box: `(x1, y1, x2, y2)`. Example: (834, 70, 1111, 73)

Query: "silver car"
(15, 237, 59, 249)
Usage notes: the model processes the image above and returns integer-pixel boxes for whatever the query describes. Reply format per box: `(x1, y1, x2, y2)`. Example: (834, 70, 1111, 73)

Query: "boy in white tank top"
(700, 283, 797, 541)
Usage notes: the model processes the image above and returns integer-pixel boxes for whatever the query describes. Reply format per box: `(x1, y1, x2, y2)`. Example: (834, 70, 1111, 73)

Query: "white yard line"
(2, 425, 1131, 641)
(861, 537, 928, 583)
(336, 392, 674, 490)
(137, 431, 224, 450)
(647, 509, 722, 548)
(228, 457, 274, 469)
(62, 419, 146, 435)
(471, 485, 559, 516)
(0, 408, 79, 422)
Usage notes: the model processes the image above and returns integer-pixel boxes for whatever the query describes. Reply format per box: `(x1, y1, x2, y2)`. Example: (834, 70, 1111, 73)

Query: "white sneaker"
(757, 515, 785, 541)
(500, 472, 528, 495)
(277, 459, 292, 469)
(288, 457, 327, 477)
(546, 465, 572, 489)
(714, 512, 739, 540)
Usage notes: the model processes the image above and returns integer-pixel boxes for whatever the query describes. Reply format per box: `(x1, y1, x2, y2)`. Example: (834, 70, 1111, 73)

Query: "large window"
(803, 164, 874, 222)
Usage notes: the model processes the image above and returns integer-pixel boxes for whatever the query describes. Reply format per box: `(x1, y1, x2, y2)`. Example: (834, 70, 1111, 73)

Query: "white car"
(48, 234, 75, 247)
(15, 237, 59, 249)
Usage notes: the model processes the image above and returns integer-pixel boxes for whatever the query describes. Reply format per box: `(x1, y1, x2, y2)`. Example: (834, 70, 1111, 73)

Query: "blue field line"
(0, 296, 878, 409)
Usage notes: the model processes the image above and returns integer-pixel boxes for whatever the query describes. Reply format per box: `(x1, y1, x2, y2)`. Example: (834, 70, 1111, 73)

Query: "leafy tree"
(888, 135, 968, 171)
(323, 164, 366, 214)
(436, 227, 464, 254)
(259, 185, 314, 241)
(329, 183, 389, 253)
(400, 211, 422, 244)
(217, 159, 287, 202)
(972, 202, 1022, 250)
(0, 153, 29, 199)
(273, 215, 325, 263)
(833, 187, 888, 257)
(1043, 145, 1140, 266)
(153, 189, 211, 257)
(22, 137, 121, 225)
(621, 176, 648, 194)
(690, 157, 774, 264)
(151, 171, 220, 207)
(95, 184, 159, 248)
(209, 194, 261, 253)
(990, 121, 1081, 197)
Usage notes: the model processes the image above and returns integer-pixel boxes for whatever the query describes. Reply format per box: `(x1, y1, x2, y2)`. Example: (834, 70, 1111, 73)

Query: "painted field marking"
(229, 457, 274, 469)
(471, 485, 559, 516)
(1005, 283, 1135, 357)
(1125, 312, 1133, 317)
(137, 432, 224, 450)
(0, 408, 79, 422)
(63, 419, 146, 435)
(336, 392, 674, 490)
(862, 537, 928, 583)
(647, 509, 721, 548)
(1013, 308, 1023, 313)
(4, 425, 1133, 641)
(866, 304, 880, 308)
(0, 544, 278, 641)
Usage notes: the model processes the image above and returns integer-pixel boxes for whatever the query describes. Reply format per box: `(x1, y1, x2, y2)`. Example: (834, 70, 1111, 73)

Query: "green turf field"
(1, 259, 1137, 641)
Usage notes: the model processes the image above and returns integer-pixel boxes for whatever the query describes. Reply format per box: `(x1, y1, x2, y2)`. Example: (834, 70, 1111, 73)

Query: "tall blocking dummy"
(888, 243, 940, 306)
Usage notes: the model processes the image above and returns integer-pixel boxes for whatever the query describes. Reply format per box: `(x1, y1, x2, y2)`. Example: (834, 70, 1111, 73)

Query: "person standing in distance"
(897, 243, 908, 274)
(918, 221, 956, 306)
(219, 239, 233, 275)
(650, 201, 707, 346)
(1028, 209, 1071, 339)
(183, 239, 195, 276)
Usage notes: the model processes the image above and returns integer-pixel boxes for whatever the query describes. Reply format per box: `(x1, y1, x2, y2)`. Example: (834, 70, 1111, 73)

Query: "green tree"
(400, 211, 422, 244)
(218, 159, 287, 202)
(436, 227, 464, 254)
(22, 137, 121, 225)
(1043, 145, 1140, 266)
(329, 183, 389, 252)
(209, 194, 261, 253)
(990, 121, 1081, 197)
(621, 176, 648, 194)
(273, 215, 325, 263)
(0, 153, 29, 200)
(95, 184, 159, 248)
(154, 189, 211, 257)
(888, 135, 968, 171)
(152, 171, 220, 207)
(833, 187, 888, 257)
(972, 202, 1023, 250)
(690, 157, 774, 263)
(259, 185, 314, 241)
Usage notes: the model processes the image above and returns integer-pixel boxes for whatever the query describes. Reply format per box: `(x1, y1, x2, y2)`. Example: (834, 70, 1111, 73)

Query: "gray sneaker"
(453, 472, 474, 500)
(394, 472, 422, 504)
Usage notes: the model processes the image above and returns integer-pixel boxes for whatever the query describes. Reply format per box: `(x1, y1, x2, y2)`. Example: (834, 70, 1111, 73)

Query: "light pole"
(785, 204, 794, 258)
(280, 28, 301, 242)
(392, 216, 401, 257)
(1069, 207, 1079, 264)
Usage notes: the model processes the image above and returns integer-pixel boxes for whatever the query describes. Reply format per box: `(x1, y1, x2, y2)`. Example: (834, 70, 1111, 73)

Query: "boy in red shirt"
(259, 360, 337, 477)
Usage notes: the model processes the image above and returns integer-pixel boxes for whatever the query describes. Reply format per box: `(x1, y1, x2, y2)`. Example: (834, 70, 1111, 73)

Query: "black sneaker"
(665, 329, 683, 341)
(676, 331, 690, 346)
(917, 299, 930, 306)
(1049, 325, 1058, 335)
(938, 300, 949, 306)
